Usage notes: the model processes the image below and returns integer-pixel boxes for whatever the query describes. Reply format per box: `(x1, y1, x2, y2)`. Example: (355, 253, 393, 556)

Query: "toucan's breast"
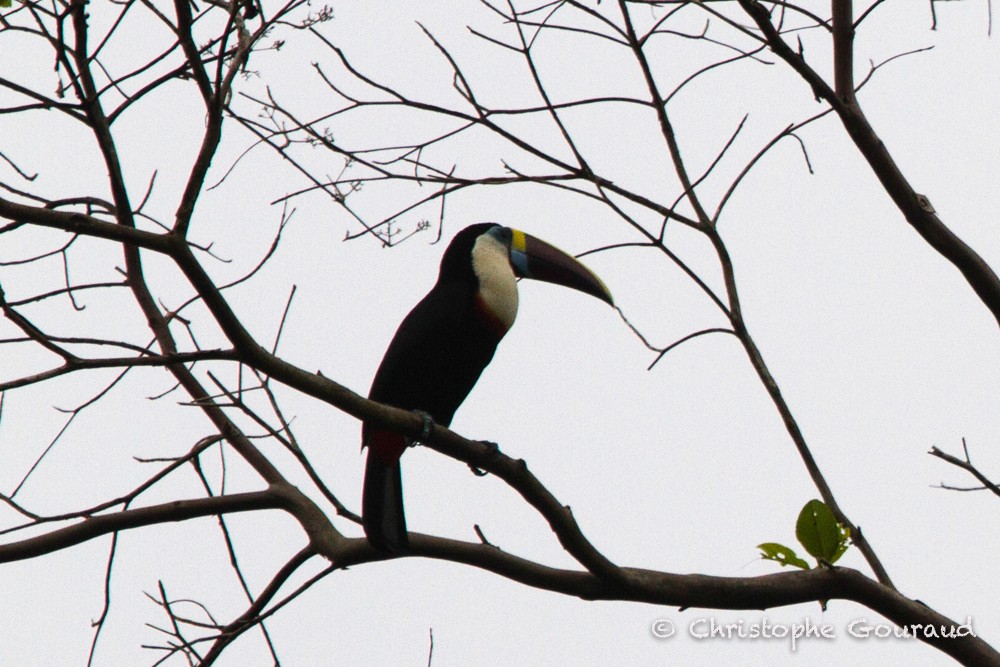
(471, 232, 519, 334)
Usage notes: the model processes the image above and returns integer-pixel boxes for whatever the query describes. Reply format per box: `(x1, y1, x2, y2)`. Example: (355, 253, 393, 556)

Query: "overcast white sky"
(0, 1, 998, 665)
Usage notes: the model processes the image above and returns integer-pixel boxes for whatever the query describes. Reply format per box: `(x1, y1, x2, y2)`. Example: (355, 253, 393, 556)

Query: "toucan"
(362, 223, 614, 552)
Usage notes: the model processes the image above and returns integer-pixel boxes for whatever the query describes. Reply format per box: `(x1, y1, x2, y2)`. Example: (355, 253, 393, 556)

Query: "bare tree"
(0, 1, 996, 665)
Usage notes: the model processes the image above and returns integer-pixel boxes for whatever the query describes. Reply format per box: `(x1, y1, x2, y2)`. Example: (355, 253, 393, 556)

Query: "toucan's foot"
(469, 440, 500, 476)
(408, 410, 434, 446)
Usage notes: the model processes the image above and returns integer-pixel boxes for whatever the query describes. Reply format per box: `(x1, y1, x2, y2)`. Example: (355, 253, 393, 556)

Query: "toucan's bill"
(487, 225, 614, 306)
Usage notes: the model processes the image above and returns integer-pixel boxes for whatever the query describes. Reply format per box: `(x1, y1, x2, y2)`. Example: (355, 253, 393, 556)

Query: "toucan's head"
(438, 223, 614, 333)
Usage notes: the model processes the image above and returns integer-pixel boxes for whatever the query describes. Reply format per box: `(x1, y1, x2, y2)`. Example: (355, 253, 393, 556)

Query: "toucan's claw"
(408, 410, 434, 446)
(469, 440, 500, 476)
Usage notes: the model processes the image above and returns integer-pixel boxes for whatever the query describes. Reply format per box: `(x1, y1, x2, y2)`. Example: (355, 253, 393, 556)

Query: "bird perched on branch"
(362, 223, 614, 552)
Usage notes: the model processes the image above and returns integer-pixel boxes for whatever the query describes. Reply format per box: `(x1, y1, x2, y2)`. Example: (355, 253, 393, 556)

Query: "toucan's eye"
(485, 224, 512, 246)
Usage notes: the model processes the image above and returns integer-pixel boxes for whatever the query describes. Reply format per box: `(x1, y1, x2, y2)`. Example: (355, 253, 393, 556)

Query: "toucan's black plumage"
(362, 223, 613, 552)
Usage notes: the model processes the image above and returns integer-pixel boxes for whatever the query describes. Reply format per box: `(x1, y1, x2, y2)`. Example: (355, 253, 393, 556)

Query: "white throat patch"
(471, 233, 519, 331)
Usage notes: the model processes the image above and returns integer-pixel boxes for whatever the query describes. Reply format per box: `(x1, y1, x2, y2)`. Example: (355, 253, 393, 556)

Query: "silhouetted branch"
(0, 491, 288, 564)
(737, 0, 1000, 327)
(930, 439, 1000, 499)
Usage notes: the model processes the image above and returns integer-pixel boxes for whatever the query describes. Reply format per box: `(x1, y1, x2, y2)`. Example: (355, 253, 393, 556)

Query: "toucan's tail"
(362, 450, 408, 552)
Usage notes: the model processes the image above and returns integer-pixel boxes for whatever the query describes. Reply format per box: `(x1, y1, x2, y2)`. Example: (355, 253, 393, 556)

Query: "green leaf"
(827, 524, 851, 564)
(757, 542, 811, 570)
(0, 1, 11, 8)
(795, 499, 849, 563)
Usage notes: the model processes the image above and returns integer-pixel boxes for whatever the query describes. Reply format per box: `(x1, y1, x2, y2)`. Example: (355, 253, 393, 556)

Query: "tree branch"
(930, 440, 1000, 499)
(0, 490, 289, 564)
(737, 0, 1000, 327)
